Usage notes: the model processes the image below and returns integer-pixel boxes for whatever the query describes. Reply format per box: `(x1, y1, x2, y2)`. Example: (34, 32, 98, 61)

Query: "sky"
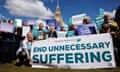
(0, 0, 120, 24)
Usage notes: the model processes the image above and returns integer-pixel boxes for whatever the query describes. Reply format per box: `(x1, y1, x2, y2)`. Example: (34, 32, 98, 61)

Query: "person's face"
(39, 23, 44, 29)
(61, 26, 65, 31)
(23, 22, 28, 26)
(106, 15, 111, 20)
(49, 26, 55, 31)
(62, 27, 64, 29)
(84, 18, 90, 24)
(27, 32, 33, 41)
(72, 25, 77, 30)
(86, 18, 90, 24)
(105, 15, 111, 20)
(9, 20, 14, 25)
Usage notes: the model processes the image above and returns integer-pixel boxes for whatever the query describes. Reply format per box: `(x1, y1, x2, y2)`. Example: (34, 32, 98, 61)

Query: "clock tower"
(54, 0, 63, 24)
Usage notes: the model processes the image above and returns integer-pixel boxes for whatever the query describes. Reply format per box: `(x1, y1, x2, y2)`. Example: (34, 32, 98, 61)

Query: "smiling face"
(27, 32, 33, 41)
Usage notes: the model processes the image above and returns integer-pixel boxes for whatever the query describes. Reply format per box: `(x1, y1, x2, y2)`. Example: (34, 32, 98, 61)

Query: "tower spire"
(55, 0, 60, 14)
(54, 0, 63, 24)
(57, 0, 59, 8)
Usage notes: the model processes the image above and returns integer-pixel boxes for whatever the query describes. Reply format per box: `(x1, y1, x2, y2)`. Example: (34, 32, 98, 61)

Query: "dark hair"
(100, 23, 110, 33)
(83, 18, 87, 24)
(102, 23, 110, 30)
(8, 19, 14, 23)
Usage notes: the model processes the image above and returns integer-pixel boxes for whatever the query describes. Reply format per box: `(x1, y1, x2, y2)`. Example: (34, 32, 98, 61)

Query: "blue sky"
(0, 0, 120, 24)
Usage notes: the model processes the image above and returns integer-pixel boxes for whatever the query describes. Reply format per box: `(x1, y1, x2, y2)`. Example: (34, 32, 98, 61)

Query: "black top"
(48, 31, 57, 38)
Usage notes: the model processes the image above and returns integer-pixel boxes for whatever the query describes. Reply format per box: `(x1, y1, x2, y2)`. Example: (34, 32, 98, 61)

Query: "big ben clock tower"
(54, 0, 63, 24)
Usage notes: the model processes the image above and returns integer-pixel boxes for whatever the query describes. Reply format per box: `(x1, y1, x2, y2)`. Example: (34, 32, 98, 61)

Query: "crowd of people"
(0, 19, 60, 66)
(0, 7, 120, 67)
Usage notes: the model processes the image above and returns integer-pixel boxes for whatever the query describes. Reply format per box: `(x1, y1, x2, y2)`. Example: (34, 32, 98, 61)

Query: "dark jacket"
(48, 31, 57, 38)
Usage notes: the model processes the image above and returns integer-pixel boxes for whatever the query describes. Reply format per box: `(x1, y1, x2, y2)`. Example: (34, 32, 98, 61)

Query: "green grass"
(0, 63, 120, 72)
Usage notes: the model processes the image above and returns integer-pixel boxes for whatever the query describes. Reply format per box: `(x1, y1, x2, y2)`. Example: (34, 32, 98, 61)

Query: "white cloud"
(104, 10, 116, 18)
(0, 14, 7, 19)
(5, 0, 54, 19)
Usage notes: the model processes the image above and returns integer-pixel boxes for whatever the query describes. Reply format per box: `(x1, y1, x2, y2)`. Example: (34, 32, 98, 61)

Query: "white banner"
(31, 33, 116, 69)
(22, 26, 30, 37)
(15, 19, 22, 27)
(0, 23, 14, 33)
(72, 13, 86, 25)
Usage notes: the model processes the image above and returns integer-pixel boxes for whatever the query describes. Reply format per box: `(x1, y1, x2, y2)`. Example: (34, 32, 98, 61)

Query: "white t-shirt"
(16, 39, 32, 56)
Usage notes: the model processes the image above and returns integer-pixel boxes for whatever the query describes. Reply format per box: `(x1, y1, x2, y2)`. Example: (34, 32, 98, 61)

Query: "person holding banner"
(48, 25, 58, 38)
(100, 23, 120, 66)
(16, 32, 33, 67)
(23, 32, 33, 59)
(37, 23, 47, 40)
(115, 6, 120, 31)
(104, 14, 119, 31)
(66, 24, 78, 37)
(101, 15, 120, 51)
(100, 23, 111, 33)
(80, 17, 97, 35)
(0, 19, 16, 64)
(60, 26, 66, 31)
(14, 27, 23, 56)
(83, 16, 91, 24)
(22, 21, 31, 37)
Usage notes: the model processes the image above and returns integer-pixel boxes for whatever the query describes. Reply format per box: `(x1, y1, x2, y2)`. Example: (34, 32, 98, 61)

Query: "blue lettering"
(57, 54, 64, 64)
(49, 54, 56, 64)
(66, 53, 73, 64)
(32, 54, 39, 63)
(102, 51, 112, 62)
(75, 53, 84, 63)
